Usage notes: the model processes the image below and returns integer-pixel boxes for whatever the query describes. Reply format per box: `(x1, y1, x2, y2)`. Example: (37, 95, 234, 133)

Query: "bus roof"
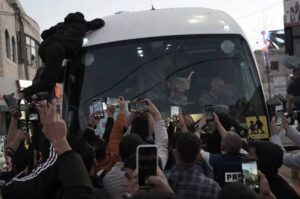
(85, 7, 247, 47)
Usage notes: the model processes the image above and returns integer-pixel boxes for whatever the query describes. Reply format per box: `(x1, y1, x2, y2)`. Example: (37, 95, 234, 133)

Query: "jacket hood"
(64, 12, 85, 24)
(255, 142, 283, 176)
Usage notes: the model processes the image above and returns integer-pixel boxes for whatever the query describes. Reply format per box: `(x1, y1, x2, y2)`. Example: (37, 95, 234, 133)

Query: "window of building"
(271, 61, 279, 70)
(12, 36, 17, 63)
(5, 30, 11, 59)
(26, 35, 41, 67)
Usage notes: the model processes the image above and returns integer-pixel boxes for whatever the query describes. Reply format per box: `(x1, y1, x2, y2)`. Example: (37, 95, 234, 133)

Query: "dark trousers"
(21, 41, 65, 98)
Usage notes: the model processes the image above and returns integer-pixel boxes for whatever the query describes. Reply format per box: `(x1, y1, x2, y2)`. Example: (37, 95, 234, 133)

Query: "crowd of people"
(0, 11, 300, 199)
(0, 96, 299, 199)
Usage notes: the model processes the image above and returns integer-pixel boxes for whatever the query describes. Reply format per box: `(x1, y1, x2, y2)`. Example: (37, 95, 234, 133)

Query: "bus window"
(68, 35, 266, 135)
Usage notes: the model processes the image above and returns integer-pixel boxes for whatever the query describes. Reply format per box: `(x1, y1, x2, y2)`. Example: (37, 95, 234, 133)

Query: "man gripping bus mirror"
(3, 12, 105, 114)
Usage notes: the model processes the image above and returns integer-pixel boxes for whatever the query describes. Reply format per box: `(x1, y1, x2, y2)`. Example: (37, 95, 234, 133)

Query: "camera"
(25, 92, 51, 105)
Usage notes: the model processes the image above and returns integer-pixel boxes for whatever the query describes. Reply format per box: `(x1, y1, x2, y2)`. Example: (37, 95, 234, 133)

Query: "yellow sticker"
(190, 113, 202, 123)
(246, 116, 269, 139)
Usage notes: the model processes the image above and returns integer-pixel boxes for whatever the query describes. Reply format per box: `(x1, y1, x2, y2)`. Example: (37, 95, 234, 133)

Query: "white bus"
(63, 7, 269, 140)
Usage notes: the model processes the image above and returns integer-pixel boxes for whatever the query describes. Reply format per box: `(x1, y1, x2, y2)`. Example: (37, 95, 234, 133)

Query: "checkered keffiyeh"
(165, 163, 221, 199)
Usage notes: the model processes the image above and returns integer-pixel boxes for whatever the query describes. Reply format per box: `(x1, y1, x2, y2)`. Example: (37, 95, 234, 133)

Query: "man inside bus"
(3, 12, 105, 113)
(287, 68, 300, 131)
(199, 77, 228, 106)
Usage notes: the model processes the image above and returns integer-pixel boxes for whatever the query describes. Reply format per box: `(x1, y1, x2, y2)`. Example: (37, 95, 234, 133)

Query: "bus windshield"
(69, 35, 266, 135)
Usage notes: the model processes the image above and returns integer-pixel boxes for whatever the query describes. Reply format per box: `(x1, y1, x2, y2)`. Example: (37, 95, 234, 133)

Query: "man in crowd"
(270, 117, 300, 170)
(165, 133, 221, 199)
(287, 68, 300, 130)
(199, 113, 244, 187)
(1, 100, 95, 199)
(247, 141, 299, 198)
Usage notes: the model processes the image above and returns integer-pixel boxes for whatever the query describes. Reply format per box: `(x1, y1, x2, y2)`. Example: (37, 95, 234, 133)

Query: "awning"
(0, 78, 32, 109)
(0, 77, 19, 106)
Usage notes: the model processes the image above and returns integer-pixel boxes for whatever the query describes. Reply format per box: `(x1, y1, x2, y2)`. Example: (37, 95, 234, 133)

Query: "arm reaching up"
(144, 99, 168, 169)
(38, 99, 94, 199)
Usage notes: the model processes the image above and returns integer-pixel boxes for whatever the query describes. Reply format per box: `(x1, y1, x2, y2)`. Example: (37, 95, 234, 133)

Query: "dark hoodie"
(41, 12, 104, 57)
(255, 142, 299, 199)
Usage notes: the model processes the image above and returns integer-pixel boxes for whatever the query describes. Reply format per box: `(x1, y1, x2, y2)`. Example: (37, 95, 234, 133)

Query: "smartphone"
(28, 113, 39, 121)
(92, 98, 105, 119)
(136, 145, 158, 188)
(128, 101, 147, 113)
(106, 97, 119, 106)
(242, 160, 259, 191)
(19, 120, 28, 133)
(204, 105, 214, 121)
(170, 106, 180, 122)
(275, 110, 284, 126)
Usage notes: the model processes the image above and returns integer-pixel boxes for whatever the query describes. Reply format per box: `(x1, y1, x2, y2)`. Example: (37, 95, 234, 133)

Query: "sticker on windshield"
(246, 116, 269, 139)
(221, 40, 235, 54)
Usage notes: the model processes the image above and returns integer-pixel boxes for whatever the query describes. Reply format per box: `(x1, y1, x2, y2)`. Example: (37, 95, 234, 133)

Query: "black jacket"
(41, 12, 104, 57)
(57, 150, 94, 199)
(255, 142, 300, 199)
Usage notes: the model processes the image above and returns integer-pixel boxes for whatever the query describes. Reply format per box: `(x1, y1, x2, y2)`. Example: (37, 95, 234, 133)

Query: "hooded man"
(248, 141, 299, 199)
(4, 12, 105, 111)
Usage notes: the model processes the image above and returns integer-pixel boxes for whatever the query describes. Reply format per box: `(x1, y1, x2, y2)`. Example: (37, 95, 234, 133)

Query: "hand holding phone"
(275, 111, 284, 126)
(204, 105, 214, 121)
(137, 145, 158, 188)
(170, 106, 180, 123)
(128, 100, 148, 113)
(106, 97, 119, 106)
(242, 160, 259, 192)
(92, 98, 105, 119)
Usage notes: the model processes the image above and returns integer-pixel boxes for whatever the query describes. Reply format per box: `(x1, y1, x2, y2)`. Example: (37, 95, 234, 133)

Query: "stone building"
(0, 0, 40, 135)
(254, 48, 293, 100)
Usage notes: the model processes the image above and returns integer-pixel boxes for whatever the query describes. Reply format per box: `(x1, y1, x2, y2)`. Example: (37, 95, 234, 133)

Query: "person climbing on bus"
(3, 12, 105, 113)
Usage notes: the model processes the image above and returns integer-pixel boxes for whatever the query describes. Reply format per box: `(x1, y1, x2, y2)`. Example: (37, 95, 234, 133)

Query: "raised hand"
(38, 99, 71, 155)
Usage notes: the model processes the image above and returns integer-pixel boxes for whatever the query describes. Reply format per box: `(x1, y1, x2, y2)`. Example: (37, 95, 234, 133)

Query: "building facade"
(0, 0, 40, 135)
(254, 48, 293, 100)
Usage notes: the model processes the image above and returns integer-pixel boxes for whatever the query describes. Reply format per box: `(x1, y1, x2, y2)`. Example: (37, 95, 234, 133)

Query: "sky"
(19, 0, 284, 49)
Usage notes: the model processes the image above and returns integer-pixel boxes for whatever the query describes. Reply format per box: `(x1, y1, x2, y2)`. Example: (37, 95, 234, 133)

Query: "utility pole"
(12, 1, 29, 80)
(261, 30, 272, 99)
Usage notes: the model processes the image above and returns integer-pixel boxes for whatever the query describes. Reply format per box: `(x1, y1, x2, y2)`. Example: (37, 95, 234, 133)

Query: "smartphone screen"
(106, 97, 119, 106)
(137, 145, 158, 188)
(204, 105, 214, 121)
(92, 98, 104, 118)
(275, 110, 284, 126)
(129, 101, 147, 113)
(29, 113, 39, 121)
(242, 160, 259, 191)
(171, 106, 180, 122)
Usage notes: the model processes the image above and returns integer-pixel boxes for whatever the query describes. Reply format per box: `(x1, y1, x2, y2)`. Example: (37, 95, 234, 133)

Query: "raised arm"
(213, 113, 228, 139)
(107, 97, 126, 156)
(284, 125, 300, 147)
(269, 117, 300, 170)
(6, 107, 20, 145)
(38, 100, 94, 199)
(145, 99, 168, 169)
(102, 105, 115, 143)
